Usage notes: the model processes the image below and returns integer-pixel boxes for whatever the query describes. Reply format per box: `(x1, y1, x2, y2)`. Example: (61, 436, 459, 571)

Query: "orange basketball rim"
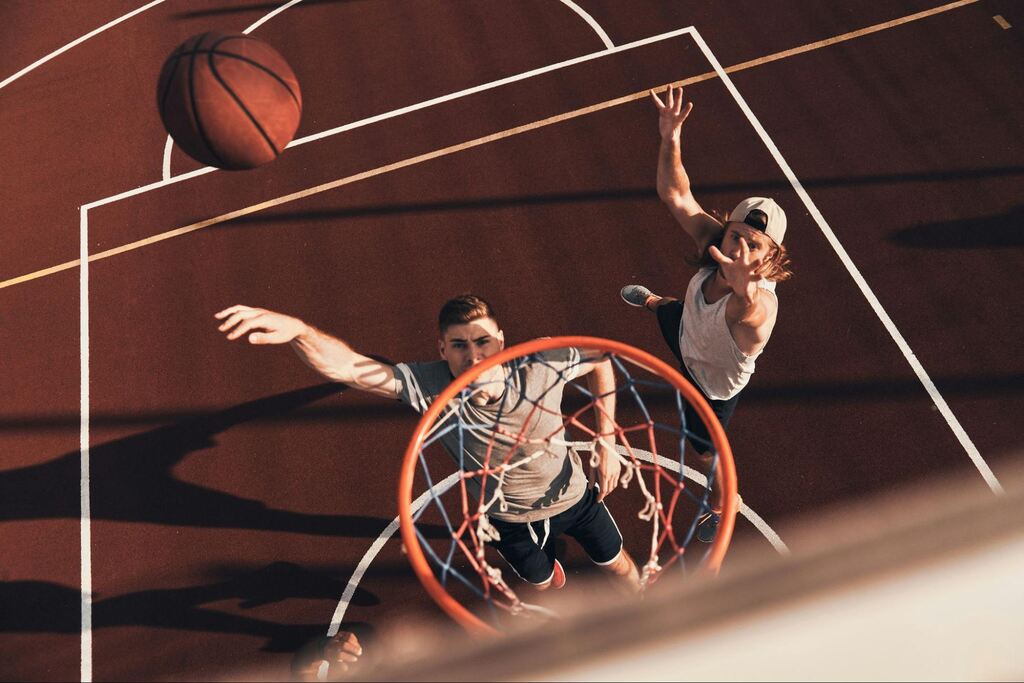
(397, 336, 738, 636)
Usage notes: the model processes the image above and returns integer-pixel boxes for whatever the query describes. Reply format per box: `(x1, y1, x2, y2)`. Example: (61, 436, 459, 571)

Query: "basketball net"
(398, 336, 737, 635)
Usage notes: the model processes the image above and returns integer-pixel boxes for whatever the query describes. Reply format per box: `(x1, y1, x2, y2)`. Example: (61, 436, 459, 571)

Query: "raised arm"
(215, 305, 401, 398)
(652, 86, 723, 251)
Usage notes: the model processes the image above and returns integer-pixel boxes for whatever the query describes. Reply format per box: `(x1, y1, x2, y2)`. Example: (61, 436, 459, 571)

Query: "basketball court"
(0, 1, 1021, 680)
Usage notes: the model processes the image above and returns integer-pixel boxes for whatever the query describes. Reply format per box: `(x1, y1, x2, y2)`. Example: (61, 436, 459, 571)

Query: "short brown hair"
(438, 294, 498, 335)
(687, 211, 793, 282)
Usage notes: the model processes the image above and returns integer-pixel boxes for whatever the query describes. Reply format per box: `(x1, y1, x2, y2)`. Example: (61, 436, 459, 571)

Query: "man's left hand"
(594, 439, 624, 502)
(709, 239, 763, 302)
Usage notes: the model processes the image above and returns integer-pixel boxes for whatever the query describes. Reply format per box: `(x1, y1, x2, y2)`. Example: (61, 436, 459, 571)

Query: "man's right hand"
(650, 85, 693, 141)
(215, 305, 306, 345)
(292, 631, 363, 681)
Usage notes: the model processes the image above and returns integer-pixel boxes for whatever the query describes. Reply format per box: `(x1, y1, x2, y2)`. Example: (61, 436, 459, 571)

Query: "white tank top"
(679, 267, 778, 401)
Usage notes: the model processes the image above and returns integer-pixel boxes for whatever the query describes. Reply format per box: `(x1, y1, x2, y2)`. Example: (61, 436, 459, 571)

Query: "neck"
(706, 268, 732, 296)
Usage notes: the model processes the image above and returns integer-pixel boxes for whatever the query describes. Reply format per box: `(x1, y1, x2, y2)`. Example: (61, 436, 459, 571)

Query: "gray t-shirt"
(394, 348, 588, 523)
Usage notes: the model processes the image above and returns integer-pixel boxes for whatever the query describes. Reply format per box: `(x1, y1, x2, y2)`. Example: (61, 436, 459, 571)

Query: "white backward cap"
(728, 197, 786, 245)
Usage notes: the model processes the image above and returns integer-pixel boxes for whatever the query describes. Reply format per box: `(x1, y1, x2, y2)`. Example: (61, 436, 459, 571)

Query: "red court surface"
(1, 1, 1021, 680)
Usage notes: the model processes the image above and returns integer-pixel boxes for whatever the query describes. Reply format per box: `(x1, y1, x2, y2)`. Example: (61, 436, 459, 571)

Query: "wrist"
(292, 321, 315, 346)
(735, 283, 758, 305)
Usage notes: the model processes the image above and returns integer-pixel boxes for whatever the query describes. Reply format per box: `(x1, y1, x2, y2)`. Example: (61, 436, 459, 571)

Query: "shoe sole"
(620, 286, 651, 308)
(551, 559, 566, 589)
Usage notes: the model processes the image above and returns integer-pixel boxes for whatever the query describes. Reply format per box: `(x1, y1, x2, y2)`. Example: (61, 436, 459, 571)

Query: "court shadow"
(890, 205, 1024, 249)
(222, 188, 655, 226)
(220, 168, 1024, 228)
(175, 0, 366, 20)
(0, 383, 447, 538)
(0, 562, 375, 652)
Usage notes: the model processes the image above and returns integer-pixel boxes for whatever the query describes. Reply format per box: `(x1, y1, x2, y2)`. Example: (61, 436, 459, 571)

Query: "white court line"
(160, 132, 176, 185)
(325, 472, 460, 637)
(327, 444, 789, 634)
(161, 0, 307, 180)
(0, 0, 166, 92)
(79, 207, 93, 682)
(286, 27, 688, 150)
(244, 0, 306, 33)
(688, 28, 1003, 496)
(558, 0, 615, 49)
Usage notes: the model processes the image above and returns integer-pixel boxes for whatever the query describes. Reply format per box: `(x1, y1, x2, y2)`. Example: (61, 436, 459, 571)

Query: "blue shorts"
(487, 484, 623, 584)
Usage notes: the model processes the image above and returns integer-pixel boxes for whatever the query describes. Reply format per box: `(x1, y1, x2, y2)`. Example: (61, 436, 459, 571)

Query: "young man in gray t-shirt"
(216, 294, 640, 591)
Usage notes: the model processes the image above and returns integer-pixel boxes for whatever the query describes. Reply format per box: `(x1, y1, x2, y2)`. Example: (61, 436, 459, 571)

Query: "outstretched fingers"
(216, 307, 263, 333)
(214, 304, 257, 320)
(708, 245, 731, 265)
(224, 315, 266, 341)
(679, 99, 694, 120)
(325, 632, 362, 669)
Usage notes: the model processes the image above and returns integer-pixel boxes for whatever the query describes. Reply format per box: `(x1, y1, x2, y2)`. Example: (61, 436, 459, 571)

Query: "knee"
(599, 548, 633, 576)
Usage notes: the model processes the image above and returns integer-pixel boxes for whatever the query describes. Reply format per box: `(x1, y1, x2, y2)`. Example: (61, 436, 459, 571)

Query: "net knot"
(638, 496, 659, 522)
(639, 560, 661, 589)
(476, 513, 501, 544)
(619, 460, 636, 489)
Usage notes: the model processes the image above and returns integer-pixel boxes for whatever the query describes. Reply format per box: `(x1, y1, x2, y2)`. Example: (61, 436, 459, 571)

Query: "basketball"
(157, 32, 302, 170)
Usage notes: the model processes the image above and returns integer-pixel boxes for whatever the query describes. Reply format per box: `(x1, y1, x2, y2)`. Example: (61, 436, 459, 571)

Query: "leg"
(681, 386, 741, 543)
(564, 486, 641, 593)
(621, 285, 679, 312)
(488, 516, 562, 590)
(597, 547, 640, 592)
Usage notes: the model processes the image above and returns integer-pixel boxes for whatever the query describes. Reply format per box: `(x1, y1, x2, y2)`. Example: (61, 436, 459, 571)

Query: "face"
(721, 222, 776, 266)
(438, 317, 505, 379)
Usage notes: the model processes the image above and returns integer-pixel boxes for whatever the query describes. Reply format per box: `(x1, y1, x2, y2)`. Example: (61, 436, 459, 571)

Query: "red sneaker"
(551, 559, 566, 589)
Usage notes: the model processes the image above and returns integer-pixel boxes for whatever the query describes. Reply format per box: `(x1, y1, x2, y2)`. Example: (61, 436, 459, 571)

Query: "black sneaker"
(697, 512, 720, 543)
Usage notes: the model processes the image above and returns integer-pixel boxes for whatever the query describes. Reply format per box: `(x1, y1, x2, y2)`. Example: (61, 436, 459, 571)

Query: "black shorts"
(656, 299, 740, 454)
(487, 485, 623, 585)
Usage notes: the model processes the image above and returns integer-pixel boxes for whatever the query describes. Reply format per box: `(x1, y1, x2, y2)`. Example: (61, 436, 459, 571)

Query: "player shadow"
(890, 204, 1024, 249)
(0, 561, 375, 651)
(0, 383, 447, 539)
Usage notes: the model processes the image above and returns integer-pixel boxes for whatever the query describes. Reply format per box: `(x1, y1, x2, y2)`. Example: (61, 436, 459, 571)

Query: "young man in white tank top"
(620, 86, 794, 542)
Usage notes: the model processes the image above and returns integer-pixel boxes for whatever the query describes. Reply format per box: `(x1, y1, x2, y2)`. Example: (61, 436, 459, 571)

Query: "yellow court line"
(0, 0, 978, 292)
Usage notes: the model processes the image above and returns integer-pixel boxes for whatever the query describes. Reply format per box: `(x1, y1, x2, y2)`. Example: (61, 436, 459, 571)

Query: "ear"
(496, 329, 505, 349)
(437, 338, 446, 359)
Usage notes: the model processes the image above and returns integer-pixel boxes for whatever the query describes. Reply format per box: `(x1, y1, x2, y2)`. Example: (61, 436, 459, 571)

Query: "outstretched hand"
(215, 305, 305, 345)
(709, 240, 763, 300)
(650, 85, 693, 141)
(293, 631, 363, 681)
